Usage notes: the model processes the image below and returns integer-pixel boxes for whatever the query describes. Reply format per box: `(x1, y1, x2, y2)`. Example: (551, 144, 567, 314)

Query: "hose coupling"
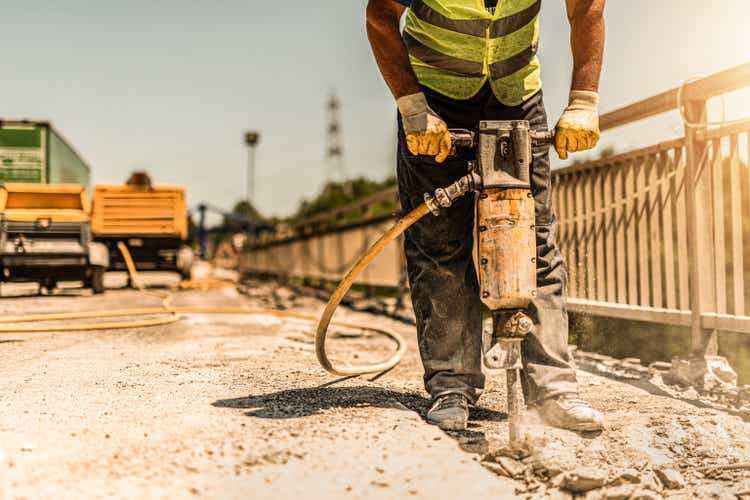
(503, 311, 534, 338)
(424, 171, 482, 217)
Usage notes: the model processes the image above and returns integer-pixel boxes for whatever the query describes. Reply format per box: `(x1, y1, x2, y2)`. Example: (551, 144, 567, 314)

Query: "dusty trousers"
(396, 84, 578, 405)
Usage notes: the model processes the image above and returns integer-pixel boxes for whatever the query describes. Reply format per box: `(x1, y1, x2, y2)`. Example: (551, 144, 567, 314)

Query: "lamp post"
(244, 131, 260, 234)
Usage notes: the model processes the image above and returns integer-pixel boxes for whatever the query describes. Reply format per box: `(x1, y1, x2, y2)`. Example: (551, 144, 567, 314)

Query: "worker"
(366, 0, 605, 431)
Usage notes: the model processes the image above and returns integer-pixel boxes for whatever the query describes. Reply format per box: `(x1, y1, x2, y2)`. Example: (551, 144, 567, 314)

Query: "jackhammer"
(427, 121, 552, 444)
(315, 120, 553, 446)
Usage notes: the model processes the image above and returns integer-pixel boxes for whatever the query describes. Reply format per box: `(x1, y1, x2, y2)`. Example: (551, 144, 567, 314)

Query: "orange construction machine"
(91, 173, 193, 281)
(0, 183, 109, 292)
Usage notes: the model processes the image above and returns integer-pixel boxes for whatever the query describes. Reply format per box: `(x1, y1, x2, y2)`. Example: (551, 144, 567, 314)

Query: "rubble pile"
(479, 442, 686, 499)
(479, 437, 750, 499)
(571, 347, 750, 419)
(465, 347, 750, 498)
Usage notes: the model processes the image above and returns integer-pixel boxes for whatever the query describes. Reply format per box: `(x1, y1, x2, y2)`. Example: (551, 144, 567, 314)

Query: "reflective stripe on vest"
(409, 1, 490, 37)
(403, 32, 484, 77)
(489, 41, 538, 79)
(410, 0, 541, 38)
(489, 1, 541, 37)
(404, 0, 542, 105)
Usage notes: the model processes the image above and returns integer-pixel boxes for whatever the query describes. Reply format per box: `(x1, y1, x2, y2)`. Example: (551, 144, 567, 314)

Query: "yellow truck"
(91, 174, 193, 281)
(0, 183, 109, 292)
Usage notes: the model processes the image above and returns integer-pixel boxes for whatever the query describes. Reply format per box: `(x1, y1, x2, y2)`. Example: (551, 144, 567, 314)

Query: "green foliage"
(203, 200, 266, 240)
(295, 176, 397, 220)
(210, 175, 398, 230)
(229, 200, 264, 223)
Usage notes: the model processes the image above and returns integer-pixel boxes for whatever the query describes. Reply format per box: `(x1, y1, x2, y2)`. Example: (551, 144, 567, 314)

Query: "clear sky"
(2, 1, 748, 220)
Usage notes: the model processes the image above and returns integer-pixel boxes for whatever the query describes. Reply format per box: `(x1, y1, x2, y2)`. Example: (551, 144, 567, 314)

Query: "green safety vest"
(404, 0, 542, 105)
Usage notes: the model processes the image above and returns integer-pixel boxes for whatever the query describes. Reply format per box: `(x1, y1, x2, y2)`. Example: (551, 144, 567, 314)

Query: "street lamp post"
(244, 131, 260, 235)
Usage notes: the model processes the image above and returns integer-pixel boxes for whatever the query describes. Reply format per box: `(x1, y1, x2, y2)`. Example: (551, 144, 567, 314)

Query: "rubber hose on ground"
(314, 203, 430, 376)
(0, 203, 432, 378)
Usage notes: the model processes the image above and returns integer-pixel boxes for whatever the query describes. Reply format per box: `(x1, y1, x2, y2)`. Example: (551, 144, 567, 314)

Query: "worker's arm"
(567, 0, 605, 92)
(366, 0, 420, 99)
(366, 0, 451, 163)
(554, 0, 605, 159)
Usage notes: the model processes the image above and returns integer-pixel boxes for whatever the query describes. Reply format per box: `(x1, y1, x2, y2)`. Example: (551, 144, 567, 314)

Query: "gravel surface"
(1, 269, 749, 499)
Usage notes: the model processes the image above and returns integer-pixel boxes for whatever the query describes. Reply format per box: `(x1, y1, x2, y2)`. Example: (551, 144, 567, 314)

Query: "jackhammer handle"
(448, 129, 476, 148)
(448, 127, 553, 152)
(530, 129, 555, 147)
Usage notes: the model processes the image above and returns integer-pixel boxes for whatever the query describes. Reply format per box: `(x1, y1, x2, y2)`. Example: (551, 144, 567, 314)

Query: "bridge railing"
(242, 63, 750, 357)
(555, 63, 750, 357)
(242, 186, 404, 288)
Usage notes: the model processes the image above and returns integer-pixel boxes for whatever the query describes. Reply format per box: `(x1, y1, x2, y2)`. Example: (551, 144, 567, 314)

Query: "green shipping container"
(0, 120, 91, 187)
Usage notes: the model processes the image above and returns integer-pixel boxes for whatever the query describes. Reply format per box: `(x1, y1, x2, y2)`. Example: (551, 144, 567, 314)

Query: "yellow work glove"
(554, 90, 600, 160)
(397, 92, 452, 164)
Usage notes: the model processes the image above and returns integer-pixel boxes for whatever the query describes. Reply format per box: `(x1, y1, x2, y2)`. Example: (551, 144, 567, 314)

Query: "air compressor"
(316, 120, 554, 445)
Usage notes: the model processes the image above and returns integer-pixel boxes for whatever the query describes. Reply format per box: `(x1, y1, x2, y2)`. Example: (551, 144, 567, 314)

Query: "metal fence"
(554, 64, 750, 357)
(241, 63, 750, 357)
(242, 212, 404, 288)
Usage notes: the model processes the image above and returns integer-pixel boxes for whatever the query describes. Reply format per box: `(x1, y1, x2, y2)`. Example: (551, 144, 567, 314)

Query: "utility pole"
(325, 92, 349, 192)
(197, 203, 207, 258)
(244, 131, 260, 235)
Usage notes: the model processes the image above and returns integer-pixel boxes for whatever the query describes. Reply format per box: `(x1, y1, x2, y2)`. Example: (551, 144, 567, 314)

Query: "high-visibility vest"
(404, 0, 541, 105)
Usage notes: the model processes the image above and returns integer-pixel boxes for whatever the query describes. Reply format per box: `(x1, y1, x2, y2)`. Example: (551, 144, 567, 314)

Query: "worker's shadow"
(214, 385, 507, 456)
(213, 385, 506, 424)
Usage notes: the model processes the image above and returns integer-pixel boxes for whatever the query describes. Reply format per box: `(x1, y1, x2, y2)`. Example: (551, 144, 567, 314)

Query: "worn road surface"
(1, 269, 749, 499)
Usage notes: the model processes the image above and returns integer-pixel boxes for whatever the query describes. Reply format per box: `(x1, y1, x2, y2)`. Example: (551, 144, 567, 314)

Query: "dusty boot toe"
(540, 394, 604, 432)
(426, 393, 469, 431)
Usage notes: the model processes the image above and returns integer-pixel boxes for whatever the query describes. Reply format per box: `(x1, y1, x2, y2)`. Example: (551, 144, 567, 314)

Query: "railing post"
(683, 98, 718, 357)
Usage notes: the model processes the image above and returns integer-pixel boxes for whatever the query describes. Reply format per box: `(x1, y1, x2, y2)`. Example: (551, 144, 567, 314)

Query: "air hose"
(314, 203, 430, 375)
(0, 204, 436, 376)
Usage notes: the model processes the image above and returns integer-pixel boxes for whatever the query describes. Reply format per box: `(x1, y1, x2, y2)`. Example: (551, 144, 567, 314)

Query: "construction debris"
(571, 347, 750, 418)
(653, 467, 686, 490)
(667, 356, 738, 390)
(554, 467, 607, 492)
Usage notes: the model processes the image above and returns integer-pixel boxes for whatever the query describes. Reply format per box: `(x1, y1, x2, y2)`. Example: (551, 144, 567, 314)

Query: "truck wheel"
(179, 268, 192, 281)
(91, 267, 105, 294)
(42, 277, 57, 294)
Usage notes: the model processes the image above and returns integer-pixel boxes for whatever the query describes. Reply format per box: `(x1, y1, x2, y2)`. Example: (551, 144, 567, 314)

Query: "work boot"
(426, 393, 469, 431)
(539, 394, 604, 432)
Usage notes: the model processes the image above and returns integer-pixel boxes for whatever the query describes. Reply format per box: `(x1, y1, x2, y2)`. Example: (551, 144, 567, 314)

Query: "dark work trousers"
(397, 84, 578, 405)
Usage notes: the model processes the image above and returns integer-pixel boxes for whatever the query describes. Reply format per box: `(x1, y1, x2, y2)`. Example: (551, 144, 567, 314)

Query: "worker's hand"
(554, 90, 600, 160)
(397, 92, 452, 164)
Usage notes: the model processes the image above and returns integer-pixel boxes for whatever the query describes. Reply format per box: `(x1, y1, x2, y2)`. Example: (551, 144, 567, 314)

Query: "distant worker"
(126, 171, 153, 189)
(366, 0, 605, 431)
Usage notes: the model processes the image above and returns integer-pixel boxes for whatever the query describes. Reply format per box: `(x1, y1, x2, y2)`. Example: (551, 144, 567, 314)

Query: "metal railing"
(242, 63, 750, 357)
(554, 63, 750, 357)
(242, 215, 404, 288)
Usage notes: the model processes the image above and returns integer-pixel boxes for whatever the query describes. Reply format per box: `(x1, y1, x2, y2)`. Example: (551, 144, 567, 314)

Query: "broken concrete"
(654, 467, 686, 489)
(602, 483, 638, 499)
(555, 467, 608, 493)
(667, 356, 738, 391)
(496, 456, 526, 479)
(609, 468, 641, 485)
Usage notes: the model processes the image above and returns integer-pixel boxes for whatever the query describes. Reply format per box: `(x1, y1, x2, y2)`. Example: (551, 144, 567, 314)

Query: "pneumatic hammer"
(423, 121, 554, 445)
